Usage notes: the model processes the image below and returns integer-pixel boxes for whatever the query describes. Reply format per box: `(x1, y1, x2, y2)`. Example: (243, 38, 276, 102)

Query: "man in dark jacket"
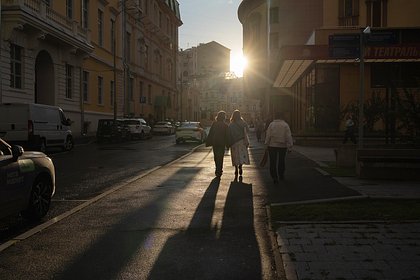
(206, 111, 229, 177)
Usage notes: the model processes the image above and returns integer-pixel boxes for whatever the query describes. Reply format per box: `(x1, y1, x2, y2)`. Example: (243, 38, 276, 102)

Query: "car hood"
(21, 151, 48, 159)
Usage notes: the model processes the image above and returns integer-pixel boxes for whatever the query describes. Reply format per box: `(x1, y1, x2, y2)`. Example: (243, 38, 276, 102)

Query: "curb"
(265, 205, 286, 280)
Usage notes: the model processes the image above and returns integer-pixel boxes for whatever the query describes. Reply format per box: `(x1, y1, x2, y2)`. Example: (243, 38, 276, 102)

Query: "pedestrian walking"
(265, 112, 293, 183)
(227, 110, 250, 180)
(255, 118, 264, 142)
(206, 111, 229, 177)
(343, 114, 356, 144)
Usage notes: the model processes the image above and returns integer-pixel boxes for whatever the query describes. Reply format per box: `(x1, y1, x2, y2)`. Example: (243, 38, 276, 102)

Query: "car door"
(0, 145, 26, 218)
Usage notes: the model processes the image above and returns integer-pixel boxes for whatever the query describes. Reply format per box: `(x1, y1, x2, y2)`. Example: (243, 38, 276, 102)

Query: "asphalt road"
(0, 137, 279, 279)
(0, 135, 199, 244)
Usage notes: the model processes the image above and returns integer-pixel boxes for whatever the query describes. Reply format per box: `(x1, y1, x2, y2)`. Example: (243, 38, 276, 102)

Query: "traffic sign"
(366, 31, 398, 45)
(329, 34, 360, 47)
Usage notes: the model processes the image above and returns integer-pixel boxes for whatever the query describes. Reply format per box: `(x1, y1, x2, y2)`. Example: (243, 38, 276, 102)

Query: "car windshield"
(180, 122, 199, 128)
(123, 120, 139, 125)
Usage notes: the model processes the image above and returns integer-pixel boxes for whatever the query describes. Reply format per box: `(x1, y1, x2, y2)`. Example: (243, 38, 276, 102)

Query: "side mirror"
(65, 118, 72, 126)
(12, 145, 24, 161)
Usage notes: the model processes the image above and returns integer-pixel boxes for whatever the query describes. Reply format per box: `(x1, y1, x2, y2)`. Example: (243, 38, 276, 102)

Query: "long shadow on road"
(148, 178, 262, 280)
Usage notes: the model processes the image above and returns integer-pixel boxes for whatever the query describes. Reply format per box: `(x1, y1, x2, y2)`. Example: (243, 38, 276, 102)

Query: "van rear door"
(0, 104, 29, 142)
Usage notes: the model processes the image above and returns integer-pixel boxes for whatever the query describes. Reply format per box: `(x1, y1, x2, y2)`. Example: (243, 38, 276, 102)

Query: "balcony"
(2, 0, 93, 53)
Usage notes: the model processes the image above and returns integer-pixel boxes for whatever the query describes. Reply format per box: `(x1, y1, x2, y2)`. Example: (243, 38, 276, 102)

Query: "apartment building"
(239, 0, 420, 140)
(1, 0, 181, 135)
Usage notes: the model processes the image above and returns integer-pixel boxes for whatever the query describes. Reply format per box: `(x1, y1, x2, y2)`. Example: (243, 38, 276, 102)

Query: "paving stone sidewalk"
(277, 222, 420, 280)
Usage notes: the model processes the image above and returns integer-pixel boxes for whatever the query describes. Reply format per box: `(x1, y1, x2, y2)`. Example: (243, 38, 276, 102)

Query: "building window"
(82, 71, 89, 102)
(129, 78, 134, 101)
(270, 32, 279, 51)
(82, 0, 89, 29)
(269, 7, 279, 24)
(65, 64, 73, 99)
(98, 76, 103, 104)
(98, 9, 103, 46)
(126, 32, 131, 61)
(338, 0, 359, 26)
(110, 81, 114, 106)
(10, 44, 22, 89)
(367, 0, 387, 27)
(148, 84, 152, 104)
(139, 81, 144, 103)
(66, 0, 73, 18)
(111, 19, 115, 53)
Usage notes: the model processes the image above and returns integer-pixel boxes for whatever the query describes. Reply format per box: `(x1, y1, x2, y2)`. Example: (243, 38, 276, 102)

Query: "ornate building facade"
(1, 0, 181, 135)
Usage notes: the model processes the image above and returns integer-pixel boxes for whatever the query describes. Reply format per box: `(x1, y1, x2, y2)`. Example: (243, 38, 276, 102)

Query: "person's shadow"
(148, 177, 261, 279)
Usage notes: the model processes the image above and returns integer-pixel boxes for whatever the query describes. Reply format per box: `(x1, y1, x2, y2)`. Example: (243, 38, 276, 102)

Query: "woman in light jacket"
(228, 110, 250, 179)
(264, 112, 293, 183)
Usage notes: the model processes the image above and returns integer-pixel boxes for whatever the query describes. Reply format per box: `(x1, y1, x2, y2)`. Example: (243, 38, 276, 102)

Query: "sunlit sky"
(178, 0, 245, 77)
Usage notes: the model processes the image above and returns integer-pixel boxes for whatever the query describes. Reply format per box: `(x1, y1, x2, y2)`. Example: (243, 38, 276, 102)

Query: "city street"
(0, 135, 198, 244)
(0, 134, 279, 279)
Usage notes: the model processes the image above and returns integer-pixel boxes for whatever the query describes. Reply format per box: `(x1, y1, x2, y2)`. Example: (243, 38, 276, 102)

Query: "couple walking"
(206, 110, 250, 180)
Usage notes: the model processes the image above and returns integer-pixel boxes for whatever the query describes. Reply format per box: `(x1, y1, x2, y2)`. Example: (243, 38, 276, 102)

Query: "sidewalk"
(274, 144, 420, 280)
(293, 145, 420, 199)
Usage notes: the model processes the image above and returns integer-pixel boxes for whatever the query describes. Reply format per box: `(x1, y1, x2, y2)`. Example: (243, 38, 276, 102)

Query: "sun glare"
(230, 53, 248, 78)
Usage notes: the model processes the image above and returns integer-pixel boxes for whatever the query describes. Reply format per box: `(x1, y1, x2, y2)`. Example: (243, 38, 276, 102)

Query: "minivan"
(0, 103, 73, 152)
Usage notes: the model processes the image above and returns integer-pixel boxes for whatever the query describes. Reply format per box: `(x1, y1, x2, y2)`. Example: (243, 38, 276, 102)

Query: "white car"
(120, 118, 152, 139)
(153, 121, 175, 135)
(0, 138, 55, 221)
(176, 121, 207, 144)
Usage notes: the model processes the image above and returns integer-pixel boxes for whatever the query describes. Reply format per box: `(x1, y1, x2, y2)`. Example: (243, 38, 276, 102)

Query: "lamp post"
(358, 26, 371, 149)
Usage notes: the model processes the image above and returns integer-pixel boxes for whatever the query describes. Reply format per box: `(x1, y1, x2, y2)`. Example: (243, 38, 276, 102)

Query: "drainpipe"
(0, 0, 3, 104)
(80, 66, 85, 136)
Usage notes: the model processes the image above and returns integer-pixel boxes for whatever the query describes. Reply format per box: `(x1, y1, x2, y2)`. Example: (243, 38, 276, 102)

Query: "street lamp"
(358, 26, 371, 149)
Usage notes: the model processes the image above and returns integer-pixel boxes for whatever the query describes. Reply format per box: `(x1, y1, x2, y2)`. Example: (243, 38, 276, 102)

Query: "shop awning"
(274, 44, 420, 88)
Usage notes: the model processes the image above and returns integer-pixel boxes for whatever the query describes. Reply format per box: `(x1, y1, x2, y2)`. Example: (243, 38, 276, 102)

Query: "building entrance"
(35, 50, 55, 105)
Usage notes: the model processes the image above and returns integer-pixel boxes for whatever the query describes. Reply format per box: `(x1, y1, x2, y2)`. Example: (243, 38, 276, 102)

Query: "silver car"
(0, 138, 55, 221)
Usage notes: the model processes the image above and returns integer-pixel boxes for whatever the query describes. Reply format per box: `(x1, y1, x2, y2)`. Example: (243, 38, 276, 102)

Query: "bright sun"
(230, 53, 248, 77)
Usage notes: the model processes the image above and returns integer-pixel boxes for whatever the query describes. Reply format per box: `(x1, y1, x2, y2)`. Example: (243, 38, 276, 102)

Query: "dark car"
(96, 119, 130, 143)
(0, 138, 55, 221)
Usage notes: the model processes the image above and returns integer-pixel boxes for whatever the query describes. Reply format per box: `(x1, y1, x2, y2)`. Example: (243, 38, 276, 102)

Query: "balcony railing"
(4, 0, 90, 43)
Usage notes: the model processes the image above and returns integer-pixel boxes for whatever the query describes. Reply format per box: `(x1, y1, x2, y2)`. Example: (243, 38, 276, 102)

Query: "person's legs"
(277, 148, 287, 179)
(213, 145, 225, 176)
(268, 147, 278, 182)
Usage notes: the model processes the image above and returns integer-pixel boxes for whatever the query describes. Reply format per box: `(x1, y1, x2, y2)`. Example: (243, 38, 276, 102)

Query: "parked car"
(96, 119, 130, 143)
(120, 118, 152, 139)
(0, 103, 73, 152)
(0, 138, 55, 221)
(175, 121, 207, 144)
(153, 121, 175, 135)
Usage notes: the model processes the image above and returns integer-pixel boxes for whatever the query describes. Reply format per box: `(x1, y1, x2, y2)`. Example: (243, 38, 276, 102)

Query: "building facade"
(1, 0, 181, 136)
(239, 0, 420, 142)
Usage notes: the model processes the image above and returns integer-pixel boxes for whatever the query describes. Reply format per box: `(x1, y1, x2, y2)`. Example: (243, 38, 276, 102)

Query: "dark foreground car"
(96, 119, 130, 143)
(0, 138, 55, 221)
(175, 121, 207, 144)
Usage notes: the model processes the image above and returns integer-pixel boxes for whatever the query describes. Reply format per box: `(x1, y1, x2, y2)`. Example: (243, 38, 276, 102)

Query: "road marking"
(0, 144, 203, 253)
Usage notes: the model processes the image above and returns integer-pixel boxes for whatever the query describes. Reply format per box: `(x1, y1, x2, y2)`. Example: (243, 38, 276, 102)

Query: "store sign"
(329, 34, 360, 59)
(365, 45, 420, 59)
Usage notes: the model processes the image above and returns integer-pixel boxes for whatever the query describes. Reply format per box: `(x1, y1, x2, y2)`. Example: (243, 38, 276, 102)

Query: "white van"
(0, 103, 73, 152)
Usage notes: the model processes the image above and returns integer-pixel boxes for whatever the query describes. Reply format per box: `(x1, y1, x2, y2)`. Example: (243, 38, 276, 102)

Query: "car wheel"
(64, 136, 74, 151)
(176, 138, 181, 144)
(22, 175, 52, 220)
(140, 131, 145, 140)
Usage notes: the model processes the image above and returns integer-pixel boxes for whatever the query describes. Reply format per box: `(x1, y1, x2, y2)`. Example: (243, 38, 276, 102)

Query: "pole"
(358, 30, 365, 149)
(122, 0, 126, 116)
(113, 36, 117, 120)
